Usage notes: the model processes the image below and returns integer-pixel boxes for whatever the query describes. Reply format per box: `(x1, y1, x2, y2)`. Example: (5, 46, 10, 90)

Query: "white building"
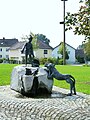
(9, 41, 27, 63)
(9, 40, 53, 63)
(0, 38, 18, 59)
(52, 42, 76, 64)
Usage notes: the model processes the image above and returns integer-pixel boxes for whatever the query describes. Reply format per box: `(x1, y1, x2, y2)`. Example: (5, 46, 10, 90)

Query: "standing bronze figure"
(21, 35, 34, 65)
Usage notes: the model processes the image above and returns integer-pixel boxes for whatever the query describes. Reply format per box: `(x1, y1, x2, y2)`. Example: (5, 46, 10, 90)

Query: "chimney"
(3, 37, 5, 39)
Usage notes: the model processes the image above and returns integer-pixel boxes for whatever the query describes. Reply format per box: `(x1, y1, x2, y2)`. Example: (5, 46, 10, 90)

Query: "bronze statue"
(21, 35, 34, 65)
(45, 63, 76, 96)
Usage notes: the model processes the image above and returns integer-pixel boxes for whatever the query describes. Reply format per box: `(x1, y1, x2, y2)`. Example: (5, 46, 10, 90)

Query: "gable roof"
(53, 42, 76, 50)
(10, 40, 53, 50)
(0, 38, 18, 47)
(37, 40, 53, 49)
(10, 41, 26, 50)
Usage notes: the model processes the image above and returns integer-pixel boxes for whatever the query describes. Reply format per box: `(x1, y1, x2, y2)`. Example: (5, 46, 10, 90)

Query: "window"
(0, 48, 2, 51)
(44, 50, 48, 54)
(68, 51, 70, 54)
(6, 55, 9, 58)
(0, 55, 2, 58)
(6, 48, 9, 52)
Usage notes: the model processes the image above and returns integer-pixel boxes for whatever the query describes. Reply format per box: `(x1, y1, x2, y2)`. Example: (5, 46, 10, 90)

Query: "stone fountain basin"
(10, 65, 53, 96)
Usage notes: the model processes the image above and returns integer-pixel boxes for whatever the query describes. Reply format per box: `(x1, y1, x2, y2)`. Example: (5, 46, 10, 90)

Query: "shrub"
(39, 58, 48, 65)
(21, 57, 64, 65)
(0, 59, 3, 63)
(58, 59, 63, 65)
(47, 57, 57, 64)
(39, 57, 63, 65)
(83, 64, 90, 67)
(9, 60, 20, 64)
(76, 56, 85, 63)
(0, 58, 9, 63)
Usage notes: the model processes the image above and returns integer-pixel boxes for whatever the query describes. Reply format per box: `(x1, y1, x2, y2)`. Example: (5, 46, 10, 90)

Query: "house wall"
(0, 47, 9, 59)
(35, 49, 52, 58)
(52, 45, 76, 64)
(52, 46, 62, 58)
(9, 48, 52, 62)
(9, 49, 22, 61)
(66, 45, 76, 64)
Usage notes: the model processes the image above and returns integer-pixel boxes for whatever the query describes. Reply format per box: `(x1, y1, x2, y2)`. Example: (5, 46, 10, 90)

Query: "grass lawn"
(54, 65, 90, 95)
(0, 64, 17, 85)
(0, 64, 90, 94)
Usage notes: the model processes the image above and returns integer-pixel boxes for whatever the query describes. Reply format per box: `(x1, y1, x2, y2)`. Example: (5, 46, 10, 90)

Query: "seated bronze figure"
(45, 63, 76, 96)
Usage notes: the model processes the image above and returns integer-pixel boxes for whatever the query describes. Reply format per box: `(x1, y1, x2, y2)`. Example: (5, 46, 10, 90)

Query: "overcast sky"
(0, 0, 85, 48)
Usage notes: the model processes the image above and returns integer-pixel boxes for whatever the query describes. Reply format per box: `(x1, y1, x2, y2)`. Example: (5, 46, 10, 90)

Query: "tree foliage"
(22, 32, 39, 50)
(84, 40, 90, 60)
(30, 32, 39, 49)
(65, 0, 90, 40)
(35, 34, 50, 45)
(59, 42, 69, 60)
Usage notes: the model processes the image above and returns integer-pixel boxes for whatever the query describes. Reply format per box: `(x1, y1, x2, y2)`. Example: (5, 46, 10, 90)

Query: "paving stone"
(0, 85, 90, 120)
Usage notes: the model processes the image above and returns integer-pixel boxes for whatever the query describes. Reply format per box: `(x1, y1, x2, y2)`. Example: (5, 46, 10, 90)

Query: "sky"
(0, 0, 85, 48)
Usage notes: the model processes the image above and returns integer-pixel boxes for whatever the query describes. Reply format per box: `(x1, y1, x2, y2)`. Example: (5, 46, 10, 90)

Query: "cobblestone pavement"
(0, 86, 90, 120)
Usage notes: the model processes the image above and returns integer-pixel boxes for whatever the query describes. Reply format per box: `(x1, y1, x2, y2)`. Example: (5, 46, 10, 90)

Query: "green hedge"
(39, 57, 63, 65)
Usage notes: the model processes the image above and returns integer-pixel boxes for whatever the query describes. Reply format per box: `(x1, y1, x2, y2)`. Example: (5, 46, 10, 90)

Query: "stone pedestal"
(10, 65, 53, 96)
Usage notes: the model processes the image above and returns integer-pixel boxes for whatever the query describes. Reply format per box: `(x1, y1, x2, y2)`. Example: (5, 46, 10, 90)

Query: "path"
(0, 86, 90, 120)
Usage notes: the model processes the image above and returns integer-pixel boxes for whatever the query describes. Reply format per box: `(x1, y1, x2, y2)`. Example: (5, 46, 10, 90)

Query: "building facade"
(9, 40, 53, 63)
(52, 43, 76, 64)
(0, 38, 18, 59)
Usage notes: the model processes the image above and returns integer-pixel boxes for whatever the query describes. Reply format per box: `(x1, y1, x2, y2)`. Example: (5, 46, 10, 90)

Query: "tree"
(65, 0, 90, 40)
(30, 32, 39, 50)
(35, 34, 50, 45)
(84, 40, 90, 60)
(22, 32, 39, 50)
(59, 42, 69, 60)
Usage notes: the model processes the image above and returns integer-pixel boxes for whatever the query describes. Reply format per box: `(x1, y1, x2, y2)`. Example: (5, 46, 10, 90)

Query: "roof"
(0, 38, 18, 47)
(53, 42, 76, 50)
(10, 41, 26, 50)
(37, 40, 53, 49)
(10, 40, 53, 50)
